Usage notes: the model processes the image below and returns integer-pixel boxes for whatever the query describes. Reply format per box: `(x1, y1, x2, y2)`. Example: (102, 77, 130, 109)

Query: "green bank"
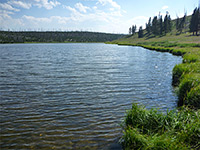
(107, 9, 200, 149)
(108, 32, 200, 109)
(108, 35, 200, 149)
(121, 103, 200, 150)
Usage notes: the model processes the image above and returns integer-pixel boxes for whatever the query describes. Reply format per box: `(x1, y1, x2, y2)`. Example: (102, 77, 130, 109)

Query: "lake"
(0, 43, 182, 149)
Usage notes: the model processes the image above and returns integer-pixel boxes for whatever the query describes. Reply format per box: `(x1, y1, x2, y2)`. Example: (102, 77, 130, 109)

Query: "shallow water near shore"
(0, 43, 182, 149)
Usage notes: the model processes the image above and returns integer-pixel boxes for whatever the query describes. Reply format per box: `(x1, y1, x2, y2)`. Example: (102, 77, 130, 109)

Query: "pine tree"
(134, 25, 137, 34)
(152, 16, 159, 35)
(198, 8, 200, 34)
(190, 7, 200, 35)
(164, 14, 168, 34)
(159, 15, 163, 35)
(132, 25, 136, 35)
(146, 17, 151, 35)
(167, 15, 172, 32)
(129, 27, 132, 35)
(131, 25, 134, 35)
(176, 13, 186, 34)
(163, 13, 172, 34)
(176, 16, 180, 31)
(180, 13, 186, 33)
(138, 26, 143, 38)
(146, 23, 148, 34)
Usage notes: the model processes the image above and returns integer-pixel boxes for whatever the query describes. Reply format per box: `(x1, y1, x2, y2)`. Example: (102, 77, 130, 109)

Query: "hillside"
(117, 14, 199, 45)
(113, 32, 200, 45)
(0, 31, 125, 43)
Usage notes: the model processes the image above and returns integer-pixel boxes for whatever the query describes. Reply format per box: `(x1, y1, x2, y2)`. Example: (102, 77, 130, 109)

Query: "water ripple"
(0, 43, 182, 149)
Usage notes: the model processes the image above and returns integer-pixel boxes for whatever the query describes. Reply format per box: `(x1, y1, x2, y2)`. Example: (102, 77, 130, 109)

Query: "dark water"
(0, 43, 182, 149)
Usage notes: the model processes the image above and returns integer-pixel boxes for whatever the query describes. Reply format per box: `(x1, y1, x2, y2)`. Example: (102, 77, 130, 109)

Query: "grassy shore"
(121, 103, 200, 150)
(107, 32, 200, 149)
(108, 32, 200, 109)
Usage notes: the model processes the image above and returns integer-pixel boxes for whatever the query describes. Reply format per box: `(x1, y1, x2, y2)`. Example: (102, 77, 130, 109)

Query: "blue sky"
(0, 0, 199, 33)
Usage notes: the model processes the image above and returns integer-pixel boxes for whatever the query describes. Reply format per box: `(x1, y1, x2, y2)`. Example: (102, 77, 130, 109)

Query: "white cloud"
(0, 0, 61, 13)
(63, 5, 77, 13)
(0, 3, 20, 12)
(46, 1, 126, 33)
(0, 10, 13, 20)
(162, 6, 169, 10)
(34, 0, 60, 10)
(51, 16, 70, 24)
(61, 2, 127, 33)
(63, 2, 123, 23)
(93, 6, 97, 10)
(23, 15, 70, 24)
(23, 15, 51, 23)
(8, 1, 32, 9)
(97, 0, 121, 9)
(19, 15, 71, 30)
(75, 3, 90, 13)
(0, 13, 23, 30)
(0, 0, 127, 33)
(0, 10, 14, 16)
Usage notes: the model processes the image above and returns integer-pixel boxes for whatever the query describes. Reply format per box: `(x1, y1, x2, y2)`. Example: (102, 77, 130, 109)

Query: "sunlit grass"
(178, 73, 200, 108)
(121, 103, 200, 150)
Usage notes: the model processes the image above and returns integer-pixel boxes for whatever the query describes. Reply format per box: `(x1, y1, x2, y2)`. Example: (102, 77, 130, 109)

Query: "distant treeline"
(0, 31, 125, 43)
(129, 7, 200, 38)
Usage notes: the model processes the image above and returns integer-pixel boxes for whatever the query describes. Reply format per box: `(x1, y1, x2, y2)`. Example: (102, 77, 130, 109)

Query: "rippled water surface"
(0, 43, 182, 149)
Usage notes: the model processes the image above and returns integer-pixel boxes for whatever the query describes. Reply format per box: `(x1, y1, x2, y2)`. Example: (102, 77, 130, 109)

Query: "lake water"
(0, 43, 182, 149)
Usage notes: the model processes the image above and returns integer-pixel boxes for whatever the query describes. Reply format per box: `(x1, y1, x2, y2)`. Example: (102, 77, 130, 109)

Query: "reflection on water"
(0, 43, 182, 149)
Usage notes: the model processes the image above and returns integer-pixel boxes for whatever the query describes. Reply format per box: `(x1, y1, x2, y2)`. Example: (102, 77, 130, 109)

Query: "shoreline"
(0, 42, 105, 44)
(108, 42, 199, 149)
(107, 41, 200, 109)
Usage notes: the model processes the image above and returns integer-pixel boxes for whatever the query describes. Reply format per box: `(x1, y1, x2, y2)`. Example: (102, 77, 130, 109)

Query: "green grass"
(172, 62, 200, 85)
(178, 73, 200, 108)
(121, 103, 200, 150)
(110, 32, 200, 45)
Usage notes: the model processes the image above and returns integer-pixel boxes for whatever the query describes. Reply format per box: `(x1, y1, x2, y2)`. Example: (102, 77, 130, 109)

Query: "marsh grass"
(122, 104, 200, 150)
